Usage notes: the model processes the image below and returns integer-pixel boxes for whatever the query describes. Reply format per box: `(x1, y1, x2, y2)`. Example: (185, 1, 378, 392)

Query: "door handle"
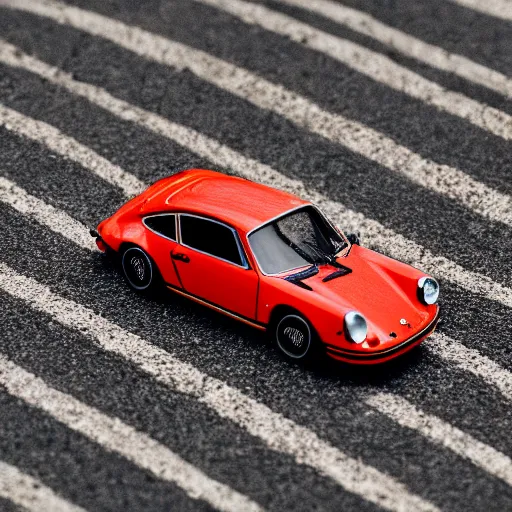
(171, 252, 190, 263)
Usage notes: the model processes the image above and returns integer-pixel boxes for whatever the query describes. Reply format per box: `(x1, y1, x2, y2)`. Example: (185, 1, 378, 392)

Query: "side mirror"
(346, 232, 361, 246)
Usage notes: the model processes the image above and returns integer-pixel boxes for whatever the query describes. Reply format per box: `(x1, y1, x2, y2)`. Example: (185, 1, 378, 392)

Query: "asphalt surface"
(0, 0, 511, 511)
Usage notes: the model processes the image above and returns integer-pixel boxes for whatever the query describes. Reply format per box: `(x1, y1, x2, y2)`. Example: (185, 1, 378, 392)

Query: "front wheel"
(121, 246, 158, 293)
(274, 313, 317, 362)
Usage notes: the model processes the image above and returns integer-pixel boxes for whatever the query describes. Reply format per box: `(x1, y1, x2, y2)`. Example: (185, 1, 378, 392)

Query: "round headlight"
(344, 311, 367, 343)
(418, 277, 440, 305)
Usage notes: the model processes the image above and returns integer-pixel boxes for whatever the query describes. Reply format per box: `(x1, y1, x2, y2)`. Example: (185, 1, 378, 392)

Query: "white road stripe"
(199, 0, 512, 141)
(1, 8, 510, 229)
(448, 0, 512, 21)
(366, 392, 512, 487)
(0, 461, 86, 512)
(0, 104, 144, 197)
(0, 176, 96, 251)
(3, 174, 512, 407)
(428, 333, 512, 402)
(2, 42, 512, 312)
(277, 0, 512, 99)
(0, 357, 263, 512)
(0, 262, 439, 512)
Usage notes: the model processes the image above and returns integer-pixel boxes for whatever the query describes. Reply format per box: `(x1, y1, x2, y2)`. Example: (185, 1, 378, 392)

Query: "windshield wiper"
(302, 241, 353, 281)
(304, 241, 345, 269)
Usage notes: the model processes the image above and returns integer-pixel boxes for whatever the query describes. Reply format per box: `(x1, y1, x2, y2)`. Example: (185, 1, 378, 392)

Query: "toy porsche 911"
(92, 169, 439, 364)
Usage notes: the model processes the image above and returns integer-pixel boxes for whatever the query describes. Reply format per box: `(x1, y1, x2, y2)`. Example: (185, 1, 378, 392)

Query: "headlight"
(418, 277, 440, 305)
(344, 311, 367, 343)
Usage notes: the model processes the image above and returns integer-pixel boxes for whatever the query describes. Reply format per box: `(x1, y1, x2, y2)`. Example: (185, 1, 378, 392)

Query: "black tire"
(274, 313, 317, 362)
(121, 246, 158, 293)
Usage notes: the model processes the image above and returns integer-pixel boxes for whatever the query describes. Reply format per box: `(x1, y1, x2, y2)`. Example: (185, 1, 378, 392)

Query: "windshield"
(248, 206, 349, 275)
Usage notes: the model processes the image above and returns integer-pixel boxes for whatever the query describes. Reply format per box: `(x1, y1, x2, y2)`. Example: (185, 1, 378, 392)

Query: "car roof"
(141, 169, 309, 234)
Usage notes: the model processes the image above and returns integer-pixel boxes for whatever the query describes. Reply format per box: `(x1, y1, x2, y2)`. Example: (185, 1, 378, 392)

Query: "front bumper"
(324, 307, 440, 365)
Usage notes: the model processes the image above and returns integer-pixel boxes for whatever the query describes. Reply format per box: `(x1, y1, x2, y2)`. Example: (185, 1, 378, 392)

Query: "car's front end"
(290, 245, 440, 364)
(323, 306, 439, 364)
(255, 240, 440, 365)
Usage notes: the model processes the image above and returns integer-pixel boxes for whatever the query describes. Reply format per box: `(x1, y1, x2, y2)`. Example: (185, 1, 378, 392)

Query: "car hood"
(291, 246, 430, 341)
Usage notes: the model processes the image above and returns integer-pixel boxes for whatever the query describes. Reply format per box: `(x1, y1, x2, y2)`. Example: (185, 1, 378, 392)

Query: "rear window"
(143, 214, 177, 241)
(180, 215, 245, 266)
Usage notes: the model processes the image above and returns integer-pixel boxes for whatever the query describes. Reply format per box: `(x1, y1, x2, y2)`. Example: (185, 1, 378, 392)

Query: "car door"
(172, 214, 259, 320)
(142, 213, 182, 287)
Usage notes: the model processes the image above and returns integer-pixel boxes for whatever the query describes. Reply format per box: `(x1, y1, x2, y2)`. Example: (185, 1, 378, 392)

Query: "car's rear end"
(90, 171, 193, 253)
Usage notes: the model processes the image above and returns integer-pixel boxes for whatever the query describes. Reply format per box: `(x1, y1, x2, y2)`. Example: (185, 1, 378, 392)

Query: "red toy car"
(93, 169, 439, 364)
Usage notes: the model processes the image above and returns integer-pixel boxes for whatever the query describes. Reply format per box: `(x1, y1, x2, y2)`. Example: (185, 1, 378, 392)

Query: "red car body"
(95, 169, 439, 364)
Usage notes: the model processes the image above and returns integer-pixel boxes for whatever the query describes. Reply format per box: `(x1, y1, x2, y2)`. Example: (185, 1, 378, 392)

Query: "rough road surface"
(0, 0, 511, 510)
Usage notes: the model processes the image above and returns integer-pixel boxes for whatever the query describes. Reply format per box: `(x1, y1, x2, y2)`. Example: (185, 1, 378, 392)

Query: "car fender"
(258, 275, 347, 343)
(99, 214, 148, 254)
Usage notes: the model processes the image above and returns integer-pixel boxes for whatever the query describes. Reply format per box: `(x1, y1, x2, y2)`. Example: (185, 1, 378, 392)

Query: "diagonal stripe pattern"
(1, 3, 512, 226)
(428, 333, 512, 402)
(2, 174, 512, 500)
(0, 261, 440, 512)
(0, 103, 144, 197)
(366, 392, 512, 486)
(0, 461, 86, 512)
(2, 177, 511, 406)
(448, 0, 512, 21)
(276, 0, 512, 99)
(0, 1, 510, 509)
(0, 356, 264, 512)
(1, 42, 512, 312)
(0, 175, 97, 250)
(199, 0, 512, 139)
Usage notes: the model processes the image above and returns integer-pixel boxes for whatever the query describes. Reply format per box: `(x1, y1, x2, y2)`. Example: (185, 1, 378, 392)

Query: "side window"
(144, 214, 177, 241)
(180, 215, 244, 266)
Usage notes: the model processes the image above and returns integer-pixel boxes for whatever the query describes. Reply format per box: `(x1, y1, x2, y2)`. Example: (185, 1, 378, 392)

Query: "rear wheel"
(274, 313, 316, 362)
(121, 246, 158, 293)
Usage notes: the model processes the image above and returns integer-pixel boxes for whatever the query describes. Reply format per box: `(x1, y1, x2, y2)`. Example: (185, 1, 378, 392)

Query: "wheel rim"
(122, 248, 153, 290)
(276, 315, 311, 359)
